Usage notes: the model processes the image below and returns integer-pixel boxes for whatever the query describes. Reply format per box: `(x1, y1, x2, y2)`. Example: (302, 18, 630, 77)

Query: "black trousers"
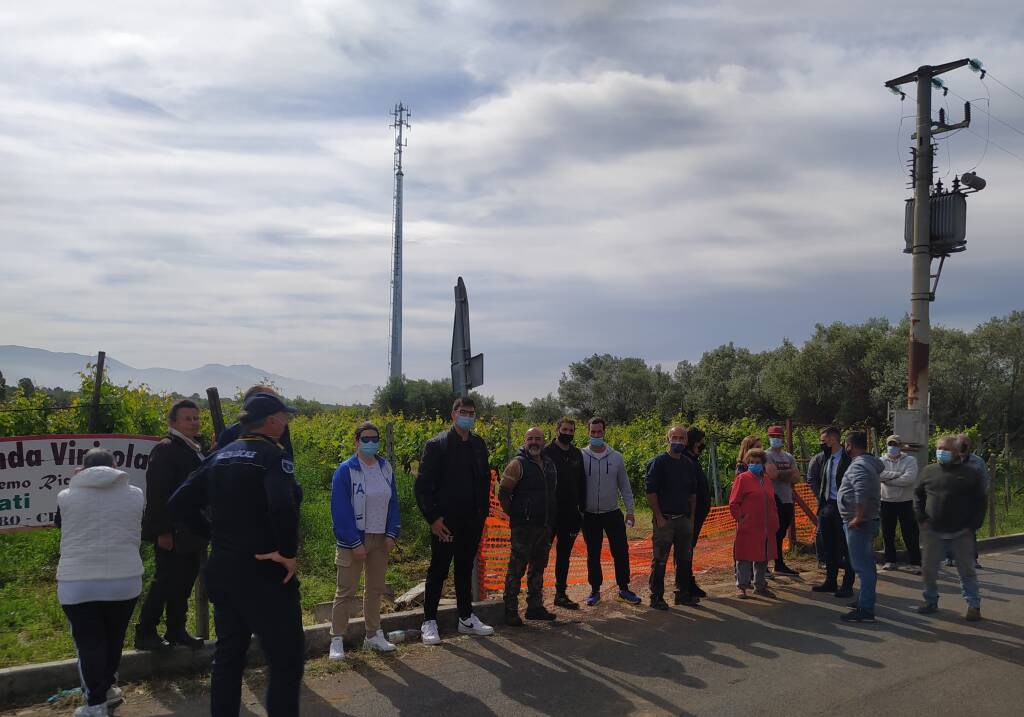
(880, 500, 921, 565)
(206, 555, 305, 717)
(649, 516, 693, 600)
(63, 598, 137, 706)
(553, 523, 579, 594)
(775, 498, 795, 566)
(137, 546, 201, 635)
(424, 517, 485, 621)
(504, 525, 552, 610)
(582, 509, 631, 591)
(818, 501, 853, 587)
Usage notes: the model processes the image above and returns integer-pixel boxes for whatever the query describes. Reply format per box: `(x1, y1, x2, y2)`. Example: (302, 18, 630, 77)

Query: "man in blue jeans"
(837, 431, 883, 623)
(915, 435, 987, 621)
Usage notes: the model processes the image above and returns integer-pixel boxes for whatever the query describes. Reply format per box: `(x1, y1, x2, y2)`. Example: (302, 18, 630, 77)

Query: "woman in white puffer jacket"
(56, 449, 145, 717)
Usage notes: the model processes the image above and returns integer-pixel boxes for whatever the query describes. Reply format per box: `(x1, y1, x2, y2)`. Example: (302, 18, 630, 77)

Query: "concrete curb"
(0, 599, 505, 707)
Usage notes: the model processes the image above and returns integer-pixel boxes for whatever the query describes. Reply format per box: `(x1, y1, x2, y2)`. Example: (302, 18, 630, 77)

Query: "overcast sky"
(2, 1, 1023, 402)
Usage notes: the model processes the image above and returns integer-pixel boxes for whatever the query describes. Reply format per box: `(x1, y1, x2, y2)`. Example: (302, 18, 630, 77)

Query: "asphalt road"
(10, 548, 1024, 716)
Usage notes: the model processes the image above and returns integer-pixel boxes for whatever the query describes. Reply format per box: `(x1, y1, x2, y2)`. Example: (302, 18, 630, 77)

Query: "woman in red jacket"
(730, 448, 780, 599)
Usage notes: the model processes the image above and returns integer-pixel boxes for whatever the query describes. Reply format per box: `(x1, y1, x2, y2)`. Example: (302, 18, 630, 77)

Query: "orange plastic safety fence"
(478, 475, 818, 597)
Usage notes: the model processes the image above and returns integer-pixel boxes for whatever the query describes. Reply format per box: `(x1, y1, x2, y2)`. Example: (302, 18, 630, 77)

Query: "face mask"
(769, 437, 784, 449)
(749, 464, 764, 475)
(359, 440, 379, 456)
(456, 415, 475, 431)
(936, 449, 953, 464)
(670, 442, 686, 454)
(557, 433, 574, 446)
(887, 445, 901, 457)
(589, 437, 605, 448)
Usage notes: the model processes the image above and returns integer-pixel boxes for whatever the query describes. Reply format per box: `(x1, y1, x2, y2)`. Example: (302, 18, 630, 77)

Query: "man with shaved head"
(498, 427, 559, 625)
(645, 426, 698, 610)
(914, 435, 988, 621)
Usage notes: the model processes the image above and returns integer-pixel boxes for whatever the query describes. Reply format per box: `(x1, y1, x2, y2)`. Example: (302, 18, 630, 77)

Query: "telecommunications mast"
(388, 103, 411, 379)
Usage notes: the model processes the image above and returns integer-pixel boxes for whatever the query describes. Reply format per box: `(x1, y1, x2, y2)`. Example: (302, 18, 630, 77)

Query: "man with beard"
(542, 417, 587, 610)
(498, 427, 559, 625)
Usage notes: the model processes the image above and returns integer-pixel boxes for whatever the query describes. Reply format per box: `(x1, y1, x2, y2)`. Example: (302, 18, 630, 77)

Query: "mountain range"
(0, 346, 373, 405)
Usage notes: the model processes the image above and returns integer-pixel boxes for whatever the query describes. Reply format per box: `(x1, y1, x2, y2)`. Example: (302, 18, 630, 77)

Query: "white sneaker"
(328, 636, 345, 661)
(74, 704, 109, 716)
(882, 562, 897, 571)
(421, 620, 441, 645)
(458, 613, 494, 636)
(106, 684, 124, 707)
(363, 629, 397, 653)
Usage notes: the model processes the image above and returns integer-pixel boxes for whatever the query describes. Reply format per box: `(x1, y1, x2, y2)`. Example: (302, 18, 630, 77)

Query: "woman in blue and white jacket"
(328, 421, 401, 660)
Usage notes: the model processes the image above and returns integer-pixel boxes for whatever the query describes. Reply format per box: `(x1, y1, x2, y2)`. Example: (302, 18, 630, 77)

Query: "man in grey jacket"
(837, 431, 883, 623)
(580, 417, 641, 606)
(879, 434, 920, 573)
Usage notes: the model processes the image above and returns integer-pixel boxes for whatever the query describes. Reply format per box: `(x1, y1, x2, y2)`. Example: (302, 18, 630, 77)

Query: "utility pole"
(388, 103, 411, 380)
(884, 59, 970, 463)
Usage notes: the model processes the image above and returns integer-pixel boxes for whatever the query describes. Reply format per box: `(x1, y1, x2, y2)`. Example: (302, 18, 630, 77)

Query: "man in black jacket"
(136, 399, 206, 650)
(683, 427, 712, 598)
(169, 392, 304, 717)
(542, 417, 587, 610)
(498, 427, 559, 625)
(915, 435, 987, 621)
(811, 426, 855, 597)
(414, 397, 495, 645)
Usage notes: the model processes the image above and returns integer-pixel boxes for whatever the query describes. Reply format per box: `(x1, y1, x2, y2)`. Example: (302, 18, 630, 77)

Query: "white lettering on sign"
(0, 434, 160, 531)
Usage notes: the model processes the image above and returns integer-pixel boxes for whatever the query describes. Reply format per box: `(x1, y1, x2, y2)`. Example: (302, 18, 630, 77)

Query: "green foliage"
(372, 375, 496, 419)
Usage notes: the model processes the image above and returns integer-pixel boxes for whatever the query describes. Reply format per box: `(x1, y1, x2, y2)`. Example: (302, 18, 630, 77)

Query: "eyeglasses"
(359, 435, 379, 443)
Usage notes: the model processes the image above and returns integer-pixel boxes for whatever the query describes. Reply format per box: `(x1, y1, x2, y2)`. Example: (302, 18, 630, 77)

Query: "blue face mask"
(769, 437, 784, 449)
(455, 415, 475, 431)
(887, 445, 901, 457)
(936, 449, 953, 464)
(670, 442, 686, 454)
(749, 463, 764, 475)
(590, 437, 606, 448)
(359, 440, 379, 456)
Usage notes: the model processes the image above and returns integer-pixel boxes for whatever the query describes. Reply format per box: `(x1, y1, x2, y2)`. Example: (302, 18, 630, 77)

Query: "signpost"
(0, 434, 160, 532)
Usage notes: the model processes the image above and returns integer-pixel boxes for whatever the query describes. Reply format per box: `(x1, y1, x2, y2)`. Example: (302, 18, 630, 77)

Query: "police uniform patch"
(282, 459, 295, 474)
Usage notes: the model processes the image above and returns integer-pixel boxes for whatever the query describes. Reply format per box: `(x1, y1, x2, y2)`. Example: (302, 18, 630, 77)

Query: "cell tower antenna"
(388, 102, 410, 379)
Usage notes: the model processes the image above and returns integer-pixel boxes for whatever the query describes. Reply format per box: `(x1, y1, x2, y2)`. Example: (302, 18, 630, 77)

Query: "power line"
(946, 86, 1024, 139)
(965, 126, 1024, 163)
(986, 70, 1024, 107)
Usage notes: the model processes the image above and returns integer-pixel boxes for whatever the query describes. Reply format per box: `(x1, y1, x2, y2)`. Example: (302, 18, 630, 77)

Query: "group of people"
(51, 386, 992, 717)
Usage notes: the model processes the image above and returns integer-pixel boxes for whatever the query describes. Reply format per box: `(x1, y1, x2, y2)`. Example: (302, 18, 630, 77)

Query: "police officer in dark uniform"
(169, 393, 304, 717)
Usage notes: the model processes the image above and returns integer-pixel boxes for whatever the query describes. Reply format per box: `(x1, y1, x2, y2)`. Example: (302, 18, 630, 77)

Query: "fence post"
(386, 422, 395, 467)
(988, 484, 996, 538)
(87, 351, 105, 432)
(708, 435, 722, 505)
(1004, 433, 1011, 514)
(197, 386, 227, 641)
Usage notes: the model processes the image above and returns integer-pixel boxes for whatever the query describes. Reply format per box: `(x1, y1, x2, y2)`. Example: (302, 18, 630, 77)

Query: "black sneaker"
(840, 608, 875, 623)
(774, 564, 800, 576)
(165, 631, 205, 649)
(553, 593, 580, 610)
(134, 630, 171, 651)
(524, 606, 557, 621)
(811, 582, 838, 593)
(690, 583, 708, 599)
(650, 597, 670, 611)
(916, 602, 938, 615)
(504, 611, 524, 627)
(674, 592, 700, 606)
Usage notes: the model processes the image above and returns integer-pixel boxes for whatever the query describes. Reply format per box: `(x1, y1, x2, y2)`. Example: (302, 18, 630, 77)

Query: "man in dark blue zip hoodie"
(498, 428, 559, 626)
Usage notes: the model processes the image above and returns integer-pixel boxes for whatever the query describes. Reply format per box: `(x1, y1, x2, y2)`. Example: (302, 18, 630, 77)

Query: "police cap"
(239, 392, 299, 423)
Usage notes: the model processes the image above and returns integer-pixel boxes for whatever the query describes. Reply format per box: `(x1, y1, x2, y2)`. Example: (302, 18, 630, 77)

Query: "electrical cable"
(965, 126, 1024, 163)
